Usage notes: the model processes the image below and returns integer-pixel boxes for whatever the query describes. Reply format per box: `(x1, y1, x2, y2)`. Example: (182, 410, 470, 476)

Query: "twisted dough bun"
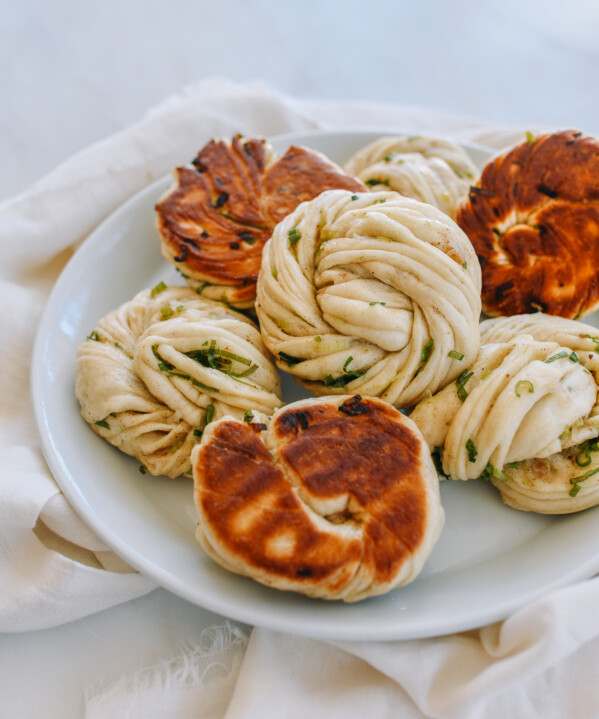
(192, 395, 444, 601)
(456, 129, 599, 318)
(410, 324, 599, 513)
(75, 285, 282, 478)
(255, 189, 482, 408)
(344, 135, 478, 219)
(155, 135, 365, 309)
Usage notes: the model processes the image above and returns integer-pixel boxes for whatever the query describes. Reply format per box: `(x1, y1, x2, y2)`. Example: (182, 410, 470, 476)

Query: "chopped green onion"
(315, 336, 322, 342)
(271, 267, 278, 278)
(569, 351, 580, 363)
(243, 409, 254, 423)
(432, 447, 449, 479)
(87, 330, 99, 341)
(574, 439, 599, 468)
(465, 439, 478, 463)
(95, 420, 110, 430)
(343, 356, 354, 373)
(456, 369, 474, 401)
(448, 350, 464, 360)
(193, 429, 203, 437)
(351, 194, 359, 201)
(279, 351, 302, 366)
(205, 405, 215, 425)
(216, 209, 268, 230)
(322, 370, 366, 387)
(493, 466, 509, 482)
(288, 227, 302, 245)
(480, 463, 494, 482)
(152, 345, 219, 393)
(238, 231, 257, 245)
(160, 306, 173, 319)
(369, 301, 386, 306)
(169, 438, 184, 454)
(151, 281, 167, 298)
(544, 351, 569, 363)
(139, 465, 147, 474)
(569, 466, 599, 497)
(515, 380, 534, 397)
(582, 334, 599, 351)
(525, 131, 536, 144)
(420, 339, 434, 364)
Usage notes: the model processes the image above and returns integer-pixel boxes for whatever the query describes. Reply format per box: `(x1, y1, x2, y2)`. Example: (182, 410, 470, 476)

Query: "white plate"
(32, 130, 599, 641)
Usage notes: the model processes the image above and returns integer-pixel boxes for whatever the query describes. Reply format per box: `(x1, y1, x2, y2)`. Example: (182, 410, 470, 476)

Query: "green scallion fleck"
(448, 349, 464, 360)
(525, 131, 536, 144)
(87, 330, 99, 341)
(545, 351, 570, 363)
(160, 306, 173, 319)
(420, 339, 434, 364)
(515, 380, 534, 397)
(456, 369, 474, 401)
(351, 194, 359, 201)
(139, 465, 147, 474)
(193, 429, 203, 437)
(271, 267, 278, 278)
(465, 438, 478, 463)
(169, 438, 184, 454)
(205, 404, 215, 425)
(243, 409, 254, 423)
(569, 466, 599, 497)
(151, 281, 167, 298)
(582, 334, 599, 351)
(279, 351, 302, 366)
(288, 227, 301, 245)
(95, 420, 110, 430)
(343, 356, 354, 373)
(369, 301, 386, 306)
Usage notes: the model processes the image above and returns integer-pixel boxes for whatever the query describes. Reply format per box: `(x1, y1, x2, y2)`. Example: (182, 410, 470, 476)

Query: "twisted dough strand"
(256, 189, 481, 408)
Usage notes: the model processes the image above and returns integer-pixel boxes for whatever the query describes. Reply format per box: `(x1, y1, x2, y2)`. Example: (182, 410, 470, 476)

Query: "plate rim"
(31, 128, 599, 641)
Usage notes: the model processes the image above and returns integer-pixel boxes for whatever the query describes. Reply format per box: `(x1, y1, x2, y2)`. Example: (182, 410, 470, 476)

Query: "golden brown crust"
(194, 417, 363, 589)
(156, 136, 365, 306)
(192, 395, 443, 600)
(456, 130, 599, 318)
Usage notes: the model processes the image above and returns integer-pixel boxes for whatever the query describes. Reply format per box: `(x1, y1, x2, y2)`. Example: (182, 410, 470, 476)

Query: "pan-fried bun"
(456, 129, 599, 319)
(344, 135, 478, 219)
(192, 395, 444, 602)
(155, 135, 365, 309)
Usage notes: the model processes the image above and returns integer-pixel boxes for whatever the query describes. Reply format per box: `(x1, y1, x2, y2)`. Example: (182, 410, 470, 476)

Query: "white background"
(2, 1, 599, 715)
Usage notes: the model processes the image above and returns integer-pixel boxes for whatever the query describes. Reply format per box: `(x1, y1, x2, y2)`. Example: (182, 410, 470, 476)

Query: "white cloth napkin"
(2, 77, 594, 717)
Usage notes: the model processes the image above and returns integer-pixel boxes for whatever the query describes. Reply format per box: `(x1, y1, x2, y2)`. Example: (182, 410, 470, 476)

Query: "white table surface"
(2, 1, 599, 715)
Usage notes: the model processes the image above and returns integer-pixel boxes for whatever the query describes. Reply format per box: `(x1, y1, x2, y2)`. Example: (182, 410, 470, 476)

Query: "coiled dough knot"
(255, 189, 482, 408)
(75, 286, 282, 477)
(192, 395, 444, 601)
(411, 318, 599, 513)
(343, 135, 478, 219)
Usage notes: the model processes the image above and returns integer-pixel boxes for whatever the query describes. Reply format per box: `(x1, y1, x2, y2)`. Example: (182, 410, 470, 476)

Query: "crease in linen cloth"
(2, 76, 595, 718)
